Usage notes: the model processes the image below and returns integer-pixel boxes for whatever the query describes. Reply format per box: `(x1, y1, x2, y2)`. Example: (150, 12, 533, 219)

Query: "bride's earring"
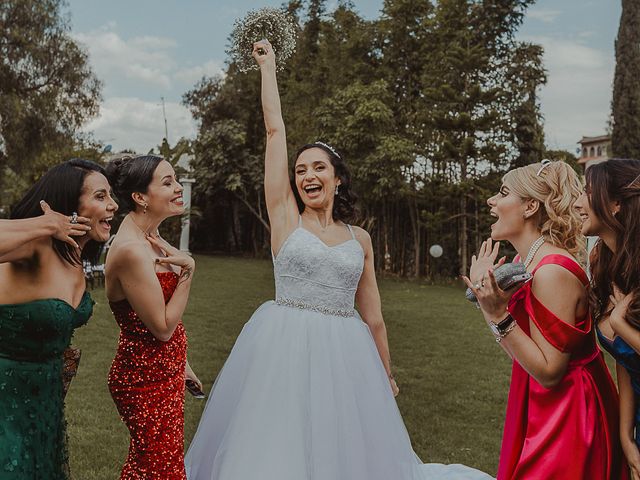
(143, 203, 148, 214)
(335, 185, 339, 196)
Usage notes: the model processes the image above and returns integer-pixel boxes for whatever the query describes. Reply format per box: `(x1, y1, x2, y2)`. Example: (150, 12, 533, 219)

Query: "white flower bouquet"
(228, 7, 298, 73)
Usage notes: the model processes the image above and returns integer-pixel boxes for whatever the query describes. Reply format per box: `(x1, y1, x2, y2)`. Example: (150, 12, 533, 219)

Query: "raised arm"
(252, 40, 298, 253)
(354, 228, 399, 396)
(114, 238, 194, 342)
(0, 201, 91, 263)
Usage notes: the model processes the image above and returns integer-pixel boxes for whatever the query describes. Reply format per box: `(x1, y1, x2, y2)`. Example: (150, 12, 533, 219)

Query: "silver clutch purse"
(465, 262, 532, 303)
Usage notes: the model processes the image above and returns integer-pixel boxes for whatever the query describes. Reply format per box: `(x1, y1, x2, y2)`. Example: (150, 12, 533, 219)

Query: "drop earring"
(143, 203, 148, 214)
(335, 185, 339, 196)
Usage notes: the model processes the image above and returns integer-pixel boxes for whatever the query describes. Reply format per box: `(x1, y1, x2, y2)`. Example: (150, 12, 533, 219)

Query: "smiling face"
(77, 172, 119, 242)
(294, 148, 341, 210)
(142, 160, 184, 217)
(486, 184, 529, 241)
(574, 183, 616, 238)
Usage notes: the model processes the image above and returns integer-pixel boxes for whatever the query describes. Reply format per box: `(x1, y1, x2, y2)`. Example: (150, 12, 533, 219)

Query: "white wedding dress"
(185, 219, 493, 480)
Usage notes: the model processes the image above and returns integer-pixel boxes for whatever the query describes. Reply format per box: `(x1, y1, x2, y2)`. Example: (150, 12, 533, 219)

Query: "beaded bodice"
(273, 223, 364, 315)
(0, 292, 92, 361)
(0, 293, 92, 479)
(109, 272, 186, 385)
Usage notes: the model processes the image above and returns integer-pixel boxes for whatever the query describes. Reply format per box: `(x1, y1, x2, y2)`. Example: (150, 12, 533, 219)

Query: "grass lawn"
(66, 254, 515, 479)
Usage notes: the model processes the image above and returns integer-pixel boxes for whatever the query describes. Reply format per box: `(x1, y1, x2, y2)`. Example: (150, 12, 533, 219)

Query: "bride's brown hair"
(586, 159, 640, 326)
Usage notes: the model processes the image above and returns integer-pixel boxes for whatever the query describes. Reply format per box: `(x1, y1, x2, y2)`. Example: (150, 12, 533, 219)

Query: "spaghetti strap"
(346, 224, 356, 240)
(298, 215, 302, 227)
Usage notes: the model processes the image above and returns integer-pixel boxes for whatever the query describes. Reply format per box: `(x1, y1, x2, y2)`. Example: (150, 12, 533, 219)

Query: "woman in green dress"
(0, 159, 118, 479)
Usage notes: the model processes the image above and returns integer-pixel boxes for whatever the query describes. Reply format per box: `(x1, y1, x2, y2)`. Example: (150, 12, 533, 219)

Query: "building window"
(590, 147, 595, 157)
(597, 146, 603, 156)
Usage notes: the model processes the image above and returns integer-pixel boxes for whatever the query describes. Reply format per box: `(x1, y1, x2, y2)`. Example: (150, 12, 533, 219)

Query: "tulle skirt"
(185, 301, 493, 480)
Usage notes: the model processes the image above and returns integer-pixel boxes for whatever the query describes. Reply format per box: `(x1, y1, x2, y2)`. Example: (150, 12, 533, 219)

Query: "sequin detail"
(108, 272, 187, 480)
(0, 293, 93, 480)
(275, 297, 355, 317)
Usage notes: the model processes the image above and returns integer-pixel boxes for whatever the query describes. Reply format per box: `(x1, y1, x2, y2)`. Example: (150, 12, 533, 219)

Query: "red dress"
(497, 255, 627, 480)
(108, 272, 187, 480)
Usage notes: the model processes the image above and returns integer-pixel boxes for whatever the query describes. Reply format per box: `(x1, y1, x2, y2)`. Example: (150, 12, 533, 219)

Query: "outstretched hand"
(40, 200, 91, 249)
(252, 39, 275, 69)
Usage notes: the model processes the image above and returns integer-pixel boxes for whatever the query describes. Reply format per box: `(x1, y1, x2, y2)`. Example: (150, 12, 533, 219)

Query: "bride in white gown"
(184, 40, 493, 480)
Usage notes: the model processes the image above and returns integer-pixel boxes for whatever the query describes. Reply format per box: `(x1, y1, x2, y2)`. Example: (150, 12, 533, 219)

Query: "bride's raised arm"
(252, 40, 298, 253)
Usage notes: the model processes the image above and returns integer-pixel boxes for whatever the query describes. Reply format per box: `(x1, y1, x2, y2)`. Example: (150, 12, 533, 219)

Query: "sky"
(67, 0, 622, 155)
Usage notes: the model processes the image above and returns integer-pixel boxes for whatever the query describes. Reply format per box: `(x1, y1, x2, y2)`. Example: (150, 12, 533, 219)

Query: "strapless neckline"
(109, 271, 178, 306)
(0, 290, 92, 312)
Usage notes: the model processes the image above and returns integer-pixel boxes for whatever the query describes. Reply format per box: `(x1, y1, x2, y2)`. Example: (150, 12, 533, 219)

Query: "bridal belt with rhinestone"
(274, 297, 355, 317)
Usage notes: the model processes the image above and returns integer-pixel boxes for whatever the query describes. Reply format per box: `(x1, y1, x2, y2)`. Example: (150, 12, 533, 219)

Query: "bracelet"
(489, 313, 517, 343)
(495, 321, 517, 343)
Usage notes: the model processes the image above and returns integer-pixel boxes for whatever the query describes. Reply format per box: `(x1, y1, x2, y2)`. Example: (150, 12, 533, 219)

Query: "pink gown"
(497, 255, 628, 480)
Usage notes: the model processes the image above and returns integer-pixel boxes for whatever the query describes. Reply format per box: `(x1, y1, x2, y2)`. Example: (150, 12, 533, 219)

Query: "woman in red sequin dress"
(105, 155, 201, 480)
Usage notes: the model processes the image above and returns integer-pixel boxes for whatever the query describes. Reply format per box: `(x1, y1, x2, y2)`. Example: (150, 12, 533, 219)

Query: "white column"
(179, 178, 196, 253)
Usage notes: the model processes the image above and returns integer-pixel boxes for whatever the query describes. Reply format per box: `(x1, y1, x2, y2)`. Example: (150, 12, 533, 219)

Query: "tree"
(611, 0, 640, 158)
(0, 0, 102, 207)
(182, 0, 545, 277)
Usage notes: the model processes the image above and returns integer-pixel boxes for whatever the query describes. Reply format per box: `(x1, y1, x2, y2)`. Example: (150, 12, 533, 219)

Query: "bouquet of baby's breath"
(228, 7, 298, 73)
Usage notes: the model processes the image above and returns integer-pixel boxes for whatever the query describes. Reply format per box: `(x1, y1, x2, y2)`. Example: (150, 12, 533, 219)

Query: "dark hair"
(587, 158, 640, 327)
(10, 159, 107, 266)
(292, 143, 358, 222)
(105, 155, 164, 212)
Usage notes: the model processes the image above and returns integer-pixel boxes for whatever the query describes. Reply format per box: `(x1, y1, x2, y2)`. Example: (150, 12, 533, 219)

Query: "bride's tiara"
(313, 141, 341, 159)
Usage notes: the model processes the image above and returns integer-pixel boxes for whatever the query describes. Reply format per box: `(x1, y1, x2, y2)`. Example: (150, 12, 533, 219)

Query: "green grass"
(66, 255, 513, 479)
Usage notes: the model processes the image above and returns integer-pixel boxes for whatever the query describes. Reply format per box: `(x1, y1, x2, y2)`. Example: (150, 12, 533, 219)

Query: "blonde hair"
(503, 161, 585, 259)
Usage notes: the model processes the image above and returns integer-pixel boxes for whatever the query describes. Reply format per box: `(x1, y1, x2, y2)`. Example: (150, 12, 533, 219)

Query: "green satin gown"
(0, 293, 92, 479)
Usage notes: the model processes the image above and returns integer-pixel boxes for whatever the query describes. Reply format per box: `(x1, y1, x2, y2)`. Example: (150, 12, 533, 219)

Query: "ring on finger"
(474, 283, 481, 289)
(70, 212, 78, 224)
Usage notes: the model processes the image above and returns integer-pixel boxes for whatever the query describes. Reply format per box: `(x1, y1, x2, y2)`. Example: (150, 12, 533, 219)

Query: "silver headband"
(313, 141, 341, 159)
(536, 159, 552, 176)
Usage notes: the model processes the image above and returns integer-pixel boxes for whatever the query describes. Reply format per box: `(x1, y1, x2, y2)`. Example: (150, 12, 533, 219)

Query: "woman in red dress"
(463, 160, 627, 479)
(104, 155, 202, 479)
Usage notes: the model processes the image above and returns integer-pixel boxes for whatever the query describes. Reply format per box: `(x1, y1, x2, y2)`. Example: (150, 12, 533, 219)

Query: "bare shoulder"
(108, 239, 152, 269)
(532, 260, 584, 300)
(350, 226, 372, 250)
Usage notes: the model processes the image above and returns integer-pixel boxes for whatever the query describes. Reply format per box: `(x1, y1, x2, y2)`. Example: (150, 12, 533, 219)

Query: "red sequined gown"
(108, 272, 187, 480)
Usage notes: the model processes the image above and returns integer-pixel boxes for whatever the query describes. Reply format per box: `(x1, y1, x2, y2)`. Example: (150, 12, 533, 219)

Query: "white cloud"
(72, 23, 226, 153)
(74, 27, 176, 89)
(527, 8, 562, 23)
(523, 36, 615, 150)
(82, 97, 197, 153)
(174, 60, 225, 87)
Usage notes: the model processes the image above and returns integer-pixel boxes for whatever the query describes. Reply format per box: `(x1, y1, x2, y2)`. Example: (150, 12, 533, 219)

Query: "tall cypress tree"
(612, 0, 640, 158)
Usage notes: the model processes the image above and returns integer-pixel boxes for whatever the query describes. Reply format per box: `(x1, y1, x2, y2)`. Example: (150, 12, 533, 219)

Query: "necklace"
(523, 236, 545, 269)
(128, 214, 157, 237)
